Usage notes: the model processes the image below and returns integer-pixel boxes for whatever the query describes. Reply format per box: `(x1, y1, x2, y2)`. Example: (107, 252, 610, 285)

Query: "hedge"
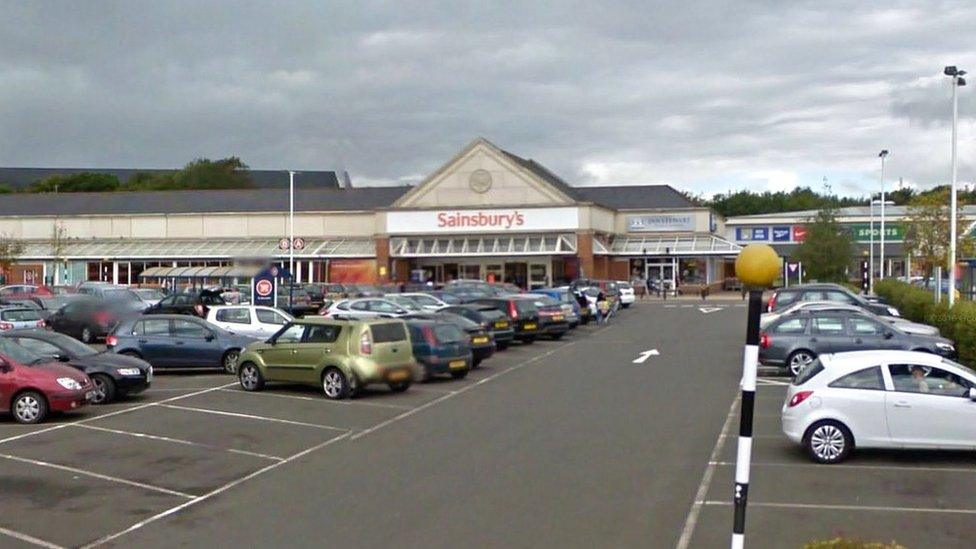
(804, 538, 905, 549)
(874, 279, 976, 366)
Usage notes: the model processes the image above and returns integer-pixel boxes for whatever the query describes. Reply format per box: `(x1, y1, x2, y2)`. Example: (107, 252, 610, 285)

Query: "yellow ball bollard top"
(735, 244, 781, 287)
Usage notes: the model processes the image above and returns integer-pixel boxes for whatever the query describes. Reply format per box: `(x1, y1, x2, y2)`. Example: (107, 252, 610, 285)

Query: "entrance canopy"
(607, 234, 741, 256)
(138, 265, 263, 280)
(390, 234, 580, 257)
(20, 237, 375, 260)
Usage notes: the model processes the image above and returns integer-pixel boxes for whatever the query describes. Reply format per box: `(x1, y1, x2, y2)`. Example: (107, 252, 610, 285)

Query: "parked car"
(46, 297, 137, 344)
(324, 298, 412, 319)
(0, 307, 46, 331)
(440, 304, 516, 349)
(276, 284, 317, 315)
(386, 292, 450, 312)
(0, 330, 151, 404)
(237, 318, 415, 399)
(404, 318, 473, 381)
(760, 310, 956, 376)
(30, 294, 87, 320)
(144, 288, 226, 317)
(765, 283, 900, 317)
(404, 312, 495, 366)
(77, 284, 146, 311)
(0, 338, 93, 423)
(782, 350, 976, 463)
(133, 287, 167, 308)
(107, 314, 255, 372)
(206, 305, 293, 338)
(520, 295, 570, 340)
(0, 285, 53, 300)
(427, 290, 462, 305)
(526, 291, 580, 329)
(761, 301, 939, 336)
(469, 296, 541, 344)
(383, 294, 425, 312)
(615, 281, 636, 308)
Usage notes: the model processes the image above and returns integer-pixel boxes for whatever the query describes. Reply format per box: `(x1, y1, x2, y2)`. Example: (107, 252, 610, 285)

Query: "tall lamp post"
(878, 150, 889, 280)
(288, 170, 296, 313)
(730, 244, 781, 549)
(945, 66, 966, 307)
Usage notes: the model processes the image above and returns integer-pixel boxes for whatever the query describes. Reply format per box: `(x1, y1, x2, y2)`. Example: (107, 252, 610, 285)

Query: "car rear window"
(773, 291, 799, 308)
(479, 308, 506, 321)
(792, 358, 824, 386)
(514, 300, 537, 315)
(1, 309, 40, 321)
(433, 324, 464, 343)
(370, 322, 407, 343)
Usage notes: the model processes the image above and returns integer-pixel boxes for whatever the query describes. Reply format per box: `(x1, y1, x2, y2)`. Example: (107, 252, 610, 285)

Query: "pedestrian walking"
(596, 291, 609, 324)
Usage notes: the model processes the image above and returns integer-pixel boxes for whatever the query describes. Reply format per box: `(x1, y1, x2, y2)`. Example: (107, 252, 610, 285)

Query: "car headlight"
(936, 342, 955, 351)
(116, 368, 142, 376)
(887, 307, 900, 317)
(57, 377, 82, 390)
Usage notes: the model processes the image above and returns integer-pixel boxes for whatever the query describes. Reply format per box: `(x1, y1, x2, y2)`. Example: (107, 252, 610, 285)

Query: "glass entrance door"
(528, 262, 549, 290)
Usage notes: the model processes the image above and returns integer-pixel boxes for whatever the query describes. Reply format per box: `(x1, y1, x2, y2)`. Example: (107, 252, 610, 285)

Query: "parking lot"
(1, 301, 974, 548)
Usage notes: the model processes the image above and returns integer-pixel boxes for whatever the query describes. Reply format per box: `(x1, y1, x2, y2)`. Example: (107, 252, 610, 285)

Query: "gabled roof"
(575, 185, 695, 210)
(498, 150, 582, 201)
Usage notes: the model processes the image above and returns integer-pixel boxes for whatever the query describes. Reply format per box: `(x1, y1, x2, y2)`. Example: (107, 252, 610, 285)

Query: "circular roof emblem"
(469, 169, 493, 194)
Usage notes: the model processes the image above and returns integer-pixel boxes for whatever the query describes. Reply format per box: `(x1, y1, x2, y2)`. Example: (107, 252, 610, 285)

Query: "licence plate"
(523, 323, 537, 330)
(388, 370, 409, 382)
(449, 360, 467, 370)
(472, 336, 489, 344)
(552, 315, 564, 322)
(494, 321, 509, 329)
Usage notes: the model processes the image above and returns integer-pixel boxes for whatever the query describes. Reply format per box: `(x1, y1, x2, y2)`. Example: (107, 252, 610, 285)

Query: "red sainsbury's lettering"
(434, 210, 526, 228)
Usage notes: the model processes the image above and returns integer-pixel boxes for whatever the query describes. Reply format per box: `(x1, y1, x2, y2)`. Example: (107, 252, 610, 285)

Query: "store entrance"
(413, 258, 554, 289)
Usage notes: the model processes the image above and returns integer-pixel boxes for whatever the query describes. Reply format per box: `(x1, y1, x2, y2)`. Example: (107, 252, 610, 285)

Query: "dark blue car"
(405, 319, 473, 381)
(107, 314, 257, 373)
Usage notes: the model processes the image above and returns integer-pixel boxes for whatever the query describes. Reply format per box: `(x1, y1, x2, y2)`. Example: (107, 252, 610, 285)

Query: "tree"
(29, 172, 121, 193)
(793, 204, 854, 283)
(707, 186, 867, 218)
(902, 189, 975, 282)
(0, 234, 25, 285)
(123, 157, 253, 191)
(0, 183, 13, 194)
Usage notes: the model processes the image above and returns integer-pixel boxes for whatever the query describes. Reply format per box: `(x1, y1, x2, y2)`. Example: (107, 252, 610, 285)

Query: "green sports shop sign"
(846, 223, 904, 243)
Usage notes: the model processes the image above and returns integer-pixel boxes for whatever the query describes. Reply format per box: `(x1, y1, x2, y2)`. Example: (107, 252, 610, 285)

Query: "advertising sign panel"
(627, 214, 695, 232)
(847, 223, 904, 243)
(386, 207, 579, 234)
(751, 227, 769, 241)
(771, 226, 791, 242)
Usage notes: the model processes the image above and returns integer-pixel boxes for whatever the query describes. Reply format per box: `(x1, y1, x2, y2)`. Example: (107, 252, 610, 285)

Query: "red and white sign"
(386, 207, 579, 234)
(255, 279, 273, 297)
(278, 237, 290, 250)
(292, 237, 306, 251)
(792, 226, 807, 242)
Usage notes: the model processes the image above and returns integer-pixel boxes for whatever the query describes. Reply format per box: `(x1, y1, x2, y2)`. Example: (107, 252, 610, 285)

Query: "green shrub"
(875, 279, 976, 366)
(804, 538, 905, 549)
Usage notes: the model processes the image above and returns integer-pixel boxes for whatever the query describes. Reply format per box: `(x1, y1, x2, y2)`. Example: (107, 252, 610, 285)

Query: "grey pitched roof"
(0, 167, 340, 190)
(0, 187, 410, 216)
(574, 185, 696, 210)
(499, 150, 582, 200)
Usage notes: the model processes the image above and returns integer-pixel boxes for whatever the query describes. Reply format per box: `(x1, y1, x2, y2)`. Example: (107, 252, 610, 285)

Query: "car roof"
(822, 350, 947, 371)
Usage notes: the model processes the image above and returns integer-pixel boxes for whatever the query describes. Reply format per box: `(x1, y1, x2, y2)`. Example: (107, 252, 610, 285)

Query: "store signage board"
(386, 207, 579, 234)
(847, 223, 904, 243)
(627, 214, 695, 232)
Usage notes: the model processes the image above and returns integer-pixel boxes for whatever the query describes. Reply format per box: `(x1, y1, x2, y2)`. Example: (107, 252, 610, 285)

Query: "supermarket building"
(0, 138, 742, 290)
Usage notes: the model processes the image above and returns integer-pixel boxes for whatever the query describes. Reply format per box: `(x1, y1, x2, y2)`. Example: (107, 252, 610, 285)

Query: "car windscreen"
(514, 300, 538, 315)
(47, 332, 98, 357)
(433, 324, 465, 343)
(439, 313, 480, 330)
(370, 322, 407, 343)
(792, 358, 824, 386)
(436, 293, 461, 304)
(0, 339, 43, 364)
(136, 289, 165, 300)
(103, 289, 141, 302)
(1, 309, 41, 321)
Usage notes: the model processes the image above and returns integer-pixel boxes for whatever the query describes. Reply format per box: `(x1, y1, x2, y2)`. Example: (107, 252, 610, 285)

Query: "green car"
(237, 318, 416, 399)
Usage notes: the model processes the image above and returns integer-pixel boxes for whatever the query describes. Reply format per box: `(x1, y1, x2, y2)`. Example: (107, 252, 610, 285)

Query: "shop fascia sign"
(627, 214, 695, 232)
(734, 223, 905, 243)
(386, 207, 579, 234)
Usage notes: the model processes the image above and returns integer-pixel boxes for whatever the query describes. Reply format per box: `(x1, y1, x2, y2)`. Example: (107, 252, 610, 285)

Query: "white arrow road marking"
(632, 349, 660, 364)
(699, 307, 723, 314)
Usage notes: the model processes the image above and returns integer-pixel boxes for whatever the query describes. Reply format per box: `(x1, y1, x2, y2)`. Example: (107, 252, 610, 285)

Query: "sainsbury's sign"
(386, 207, 579, 234)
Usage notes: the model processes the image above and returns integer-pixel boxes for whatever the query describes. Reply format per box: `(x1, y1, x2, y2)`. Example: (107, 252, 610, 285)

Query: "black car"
(31, 294, 87, 320)
(145, 289, 226, 317)
(469, 297, 540, 344)
(404, 312, 496, 366)
(441, 304, 515, 349)
(46, 297, 137, 344)
(766, 283, 900, 318)
(0, 329, 151, 404)
(520, 295, 570, 340)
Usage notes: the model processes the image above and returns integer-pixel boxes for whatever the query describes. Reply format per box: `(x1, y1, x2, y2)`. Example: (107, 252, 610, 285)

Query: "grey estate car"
(759, 310, 956, 376)
(766, 283, 900, 318)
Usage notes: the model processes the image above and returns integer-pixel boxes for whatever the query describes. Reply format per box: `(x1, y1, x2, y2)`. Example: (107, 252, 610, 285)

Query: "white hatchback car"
(782, 350, 976, 463)
(615, 282, 635, 308)
(206, 305, 293, 338)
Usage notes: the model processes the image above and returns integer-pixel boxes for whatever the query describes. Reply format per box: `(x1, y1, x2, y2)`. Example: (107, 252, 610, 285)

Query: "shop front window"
(679, 258, 704, 285)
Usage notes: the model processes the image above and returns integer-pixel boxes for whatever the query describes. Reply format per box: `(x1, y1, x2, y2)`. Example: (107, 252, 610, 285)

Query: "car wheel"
(322, 367, 350, 400)
(81, 327, 93, 344)
(222, 349, 241, 374)
(388, 380, 411, 393)
(90, 374, 116, 405)
(787, 350, 816, 377)
(803, 420, 853, 464)
(12, 391, 48, 424)
(238, 362, 265, 392)
(450, 369, 468, 380)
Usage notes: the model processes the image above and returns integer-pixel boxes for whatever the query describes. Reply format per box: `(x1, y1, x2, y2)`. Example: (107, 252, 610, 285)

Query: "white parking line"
(701, 500, 976, 514)
(709, 460, 976, 473)
(75, 424, 285, 462)
(80, 431, 352, 549)
(0, 382, 238, 447)
(217, 387, 413, 410)
(351, 326, 611, 441)
(0, 452, 193, 499)
(676, 394, 739, 549)
(156, 403, 348, 431)
(0, 526, 64, 549)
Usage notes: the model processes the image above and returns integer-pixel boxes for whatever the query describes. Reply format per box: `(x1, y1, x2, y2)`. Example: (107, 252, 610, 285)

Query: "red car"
(0, 340, 93, 424)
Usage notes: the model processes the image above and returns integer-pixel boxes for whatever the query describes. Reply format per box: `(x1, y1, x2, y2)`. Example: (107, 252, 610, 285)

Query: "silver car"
(0, 307, 46, 331)
(324, 298, 412, 319)
(761, 301, 938, 336)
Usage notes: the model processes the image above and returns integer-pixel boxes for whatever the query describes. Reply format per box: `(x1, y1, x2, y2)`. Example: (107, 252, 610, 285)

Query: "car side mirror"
(56, 353, 70, 362)
(0, 358, 9, 372)
(969, 387, 976, 402)
(204, 332, 215, 342)
(884, 331, 894, 339)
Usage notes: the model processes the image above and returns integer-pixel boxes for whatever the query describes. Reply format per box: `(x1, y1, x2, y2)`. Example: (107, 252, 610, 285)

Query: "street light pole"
(869, 201, 874, 293)
(288, 170, 296, 313)
(878, 150, 888, 280)
(945, 66, 967, 307)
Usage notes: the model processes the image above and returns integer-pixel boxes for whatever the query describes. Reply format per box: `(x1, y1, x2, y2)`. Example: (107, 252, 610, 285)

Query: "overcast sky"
(1, 1, 974, 197)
